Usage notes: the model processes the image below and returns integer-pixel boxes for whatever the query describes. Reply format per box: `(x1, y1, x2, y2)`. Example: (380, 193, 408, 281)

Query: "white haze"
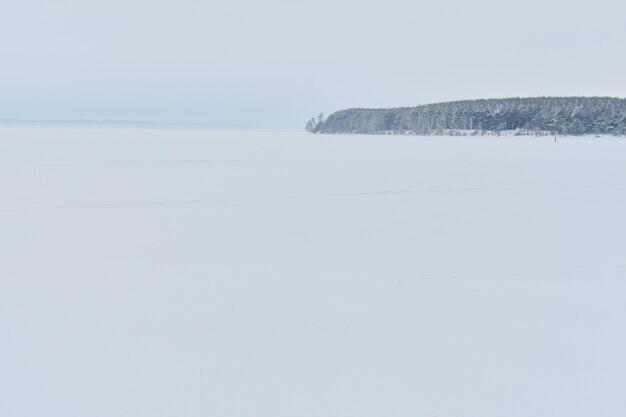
(2, 0, 626, 127)
(1, 128, 625, 417)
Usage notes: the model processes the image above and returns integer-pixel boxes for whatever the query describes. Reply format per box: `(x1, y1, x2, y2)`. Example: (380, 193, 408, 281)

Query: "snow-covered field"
(1, 128, 625, 417)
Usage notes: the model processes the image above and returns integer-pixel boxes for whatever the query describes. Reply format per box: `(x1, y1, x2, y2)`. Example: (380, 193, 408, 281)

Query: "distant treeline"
(306, 97, 626, 136)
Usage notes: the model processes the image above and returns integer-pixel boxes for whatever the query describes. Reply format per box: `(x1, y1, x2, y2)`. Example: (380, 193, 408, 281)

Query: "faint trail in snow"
(2, 183, 625, 213)
(295, 182, 626, 199)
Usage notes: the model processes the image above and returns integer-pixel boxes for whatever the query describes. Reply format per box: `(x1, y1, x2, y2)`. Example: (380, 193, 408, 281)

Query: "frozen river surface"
(1, 128, 625, 417)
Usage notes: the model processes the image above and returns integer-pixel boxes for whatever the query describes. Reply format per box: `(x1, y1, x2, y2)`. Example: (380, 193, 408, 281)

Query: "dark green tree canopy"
(309, 97, 626, 136)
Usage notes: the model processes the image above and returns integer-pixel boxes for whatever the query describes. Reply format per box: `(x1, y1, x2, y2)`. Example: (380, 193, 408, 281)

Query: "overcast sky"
(2, 0, 625, 128)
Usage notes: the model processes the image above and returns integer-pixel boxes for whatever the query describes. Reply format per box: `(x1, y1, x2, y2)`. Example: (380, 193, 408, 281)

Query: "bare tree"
(305, 117, 317, 133)
(305, 113, 325, 133)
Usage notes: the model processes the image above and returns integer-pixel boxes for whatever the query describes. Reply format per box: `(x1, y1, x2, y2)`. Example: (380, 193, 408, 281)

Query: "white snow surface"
(1, 128, 626, 417)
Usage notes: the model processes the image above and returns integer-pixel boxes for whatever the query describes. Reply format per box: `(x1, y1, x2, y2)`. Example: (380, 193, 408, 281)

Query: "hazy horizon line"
(0, 117, 257, 128)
